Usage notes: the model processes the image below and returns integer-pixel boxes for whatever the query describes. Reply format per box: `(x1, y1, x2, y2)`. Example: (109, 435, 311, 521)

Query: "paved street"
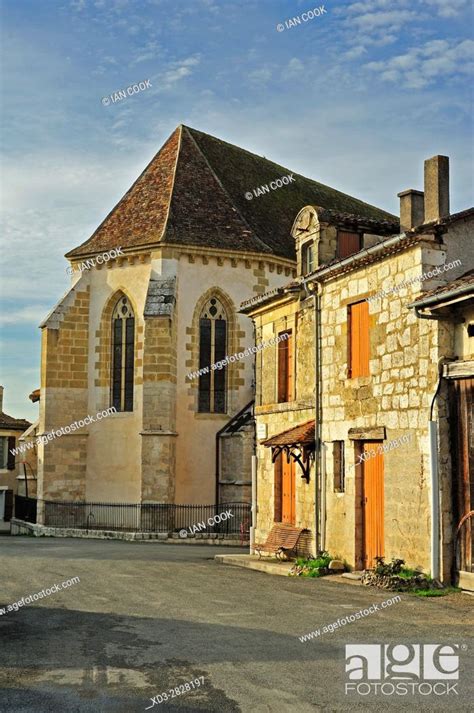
(0, 537, 472, 712)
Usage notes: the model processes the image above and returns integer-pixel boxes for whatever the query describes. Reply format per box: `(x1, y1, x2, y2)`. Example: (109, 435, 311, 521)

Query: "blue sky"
(0, 0, 473, 419)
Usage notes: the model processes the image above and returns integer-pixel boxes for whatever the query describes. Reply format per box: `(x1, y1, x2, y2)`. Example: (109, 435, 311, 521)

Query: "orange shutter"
(282, 456, 296, 525)
(274, 455, 283, 522)
(350, 302, 369, 377)
(277, 339, 287, 402)
(277, 331, 292, 402)
(287, 333, 293, 401)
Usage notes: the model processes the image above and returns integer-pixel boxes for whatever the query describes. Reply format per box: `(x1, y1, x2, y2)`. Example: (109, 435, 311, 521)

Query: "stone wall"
(37, 283, 90, 517)
(141, 312, 177, 503)
(252, 295, 316, 554)
(321, 239, 453, 576)
(219, 426, 254, 504)
(250, 220, 469, 577)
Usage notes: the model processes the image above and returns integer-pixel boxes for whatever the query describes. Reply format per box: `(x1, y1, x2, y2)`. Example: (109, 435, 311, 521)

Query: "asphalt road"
(0, 537, 472, 712)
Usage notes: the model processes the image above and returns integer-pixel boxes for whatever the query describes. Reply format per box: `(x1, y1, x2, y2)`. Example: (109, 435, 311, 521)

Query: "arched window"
(112, 296, 134, 412)
(199, 297, 227, 413)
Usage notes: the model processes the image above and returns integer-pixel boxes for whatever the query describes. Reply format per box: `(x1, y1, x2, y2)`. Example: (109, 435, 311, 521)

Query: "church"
(35, 125, 395, 516)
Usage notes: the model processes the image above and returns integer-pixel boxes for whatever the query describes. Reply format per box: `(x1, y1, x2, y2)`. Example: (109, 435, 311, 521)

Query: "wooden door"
(450, 378, 474, 572)
(362, 442, 384, 569)
(282, 456, 296, 524)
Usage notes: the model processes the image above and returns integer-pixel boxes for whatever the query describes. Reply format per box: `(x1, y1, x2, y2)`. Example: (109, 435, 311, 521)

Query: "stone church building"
(36, 125, 395, 515)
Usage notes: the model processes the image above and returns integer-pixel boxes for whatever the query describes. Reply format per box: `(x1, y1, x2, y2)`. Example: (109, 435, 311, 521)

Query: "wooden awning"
(262, 419, 315, 447)
(262, 420, 315, 482)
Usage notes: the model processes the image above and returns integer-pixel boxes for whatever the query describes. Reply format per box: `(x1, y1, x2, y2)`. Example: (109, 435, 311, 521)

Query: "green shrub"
(289, 551, 338, 577)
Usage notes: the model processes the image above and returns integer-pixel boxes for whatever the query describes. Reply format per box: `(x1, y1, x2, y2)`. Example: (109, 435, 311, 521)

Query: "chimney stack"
(424, 155, 450, 223)
(397, 189, 425, 231)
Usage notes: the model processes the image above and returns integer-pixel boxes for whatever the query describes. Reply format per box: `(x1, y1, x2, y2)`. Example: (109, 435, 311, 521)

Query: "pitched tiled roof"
(315, 207, 399, 234)
(409, 269, 474, 308)
(67, 125, 396, 260)
(262, 420, 315, 447)
(0, 412, 31, 431)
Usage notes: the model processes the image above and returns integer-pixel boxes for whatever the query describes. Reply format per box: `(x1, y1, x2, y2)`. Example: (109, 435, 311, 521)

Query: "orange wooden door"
(362, 442, 384, 568)
(282, 456, 296, 524)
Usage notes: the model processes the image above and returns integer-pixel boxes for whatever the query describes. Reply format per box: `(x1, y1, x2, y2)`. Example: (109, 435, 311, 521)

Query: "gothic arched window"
(199, 297, 227, 413)
(112, 296, 134, 412)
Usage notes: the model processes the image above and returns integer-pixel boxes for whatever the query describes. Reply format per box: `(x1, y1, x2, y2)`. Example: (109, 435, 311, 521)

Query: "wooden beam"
(348, 426, 386, 441)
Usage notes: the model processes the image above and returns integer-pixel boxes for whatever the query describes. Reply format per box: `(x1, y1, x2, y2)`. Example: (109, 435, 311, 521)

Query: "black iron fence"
(19, 499, 250, 534)
(14, 495, 37, 524)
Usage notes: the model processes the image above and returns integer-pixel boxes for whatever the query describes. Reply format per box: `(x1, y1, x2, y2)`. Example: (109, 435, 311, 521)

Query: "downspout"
(303, 279, 323, 556)
(413, 300, 458, 582)
(428, 359, 445, 582)
(250, 454, 257, 554)
(320, 442, 327, 553)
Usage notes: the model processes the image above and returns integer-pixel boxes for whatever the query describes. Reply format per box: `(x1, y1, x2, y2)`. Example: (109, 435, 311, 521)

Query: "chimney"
(424, 155, 450, 223)
(0, 385, 3, 413)
(397, 189, 425, 231)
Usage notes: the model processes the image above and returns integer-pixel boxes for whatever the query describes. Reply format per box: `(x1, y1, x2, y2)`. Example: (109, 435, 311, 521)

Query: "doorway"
(282, 455, 296, 525)
(356, 441, 384, 569)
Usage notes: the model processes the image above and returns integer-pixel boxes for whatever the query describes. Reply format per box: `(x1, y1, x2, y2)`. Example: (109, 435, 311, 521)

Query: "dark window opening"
(198, 297, 227, 413)
(302, 241, 314, 274)
(333, 441, 345, 492)
(112, 296, 135, 412)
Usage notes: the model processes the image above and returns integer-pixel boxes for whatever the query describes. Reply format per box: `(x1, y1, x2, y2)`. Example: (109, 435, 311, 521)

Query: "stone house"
(35, 125, 395, 522)
(242, 155, 473, 584)
(0, 386, 32, 530)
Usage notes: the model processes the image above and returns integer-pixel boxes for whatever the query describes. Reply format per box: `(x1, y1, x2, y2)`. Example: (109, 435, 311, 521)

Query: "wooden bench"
(254, 523, 307, 560)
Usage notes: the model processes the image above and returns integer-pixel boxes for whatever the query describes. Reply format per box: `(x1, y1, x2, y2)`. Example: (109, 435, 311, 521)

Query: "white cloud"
(0, 306, 51, 326)
(162, 55, 201, 87)
(364, 38, 474, 88)
(343, 45, 368, 60)
(423, 0, 472, 18)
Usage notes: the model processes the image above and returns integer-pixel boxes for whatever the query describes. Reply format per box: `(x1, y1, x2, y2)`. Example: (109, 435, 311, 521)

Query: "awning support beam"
(270, 444, 314, 483)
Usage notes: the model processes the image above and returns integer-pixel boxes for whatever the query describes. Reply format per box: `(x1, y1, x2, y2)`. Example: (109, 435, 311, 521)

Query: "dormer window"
(337, 230, 361, 259)
(302, 241, 314, 275)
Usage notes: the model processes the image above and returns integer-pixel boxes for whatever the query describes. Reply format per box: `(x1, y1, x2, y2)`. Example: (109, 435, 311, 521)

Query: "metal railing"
(14, 495, 37, 524)
(38, 500, 250, 534)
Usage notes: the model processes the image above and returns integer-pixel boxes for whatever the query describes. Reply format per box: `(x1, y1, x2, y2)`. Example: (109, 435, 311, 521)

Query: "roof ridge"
(181, 126, 274, 254)
(185, 126, 397, 222)
(159, 125, 183, 245)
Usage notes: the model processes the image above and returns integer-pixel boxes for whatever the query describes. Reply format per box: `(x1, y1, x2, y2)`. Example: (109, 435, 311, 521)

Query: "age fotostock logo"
(345, 644, 460, 697)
